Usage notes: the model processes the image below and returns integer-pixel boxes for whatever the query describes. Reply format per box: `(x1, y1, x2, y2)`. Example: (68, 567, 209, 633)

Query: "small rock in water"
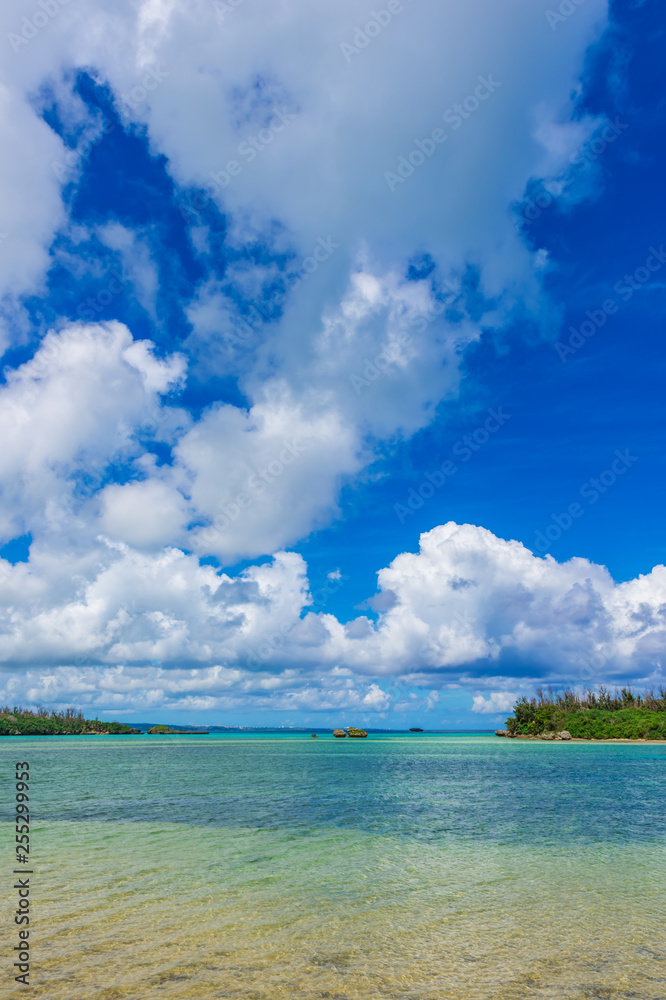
(494, 729, 508, 737)
(333, 729, 347, 738)
(311, 733, 318, 738)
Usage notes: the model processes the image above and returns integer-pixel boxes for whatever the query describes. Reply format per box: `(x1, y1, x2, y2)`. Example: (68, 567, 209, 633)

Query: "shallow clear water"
(2, 734, 665, 998)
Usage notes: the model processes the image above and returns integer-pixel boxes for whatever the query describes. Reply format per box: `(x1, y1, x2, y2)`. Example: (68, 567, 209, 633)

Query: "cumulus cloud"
(1, 2, 611, 555)
(98, 479, 191, 550)
(178, 381, 361, 563)
(0, 523, 664, 716)
(335, 523, 666, 682)
(472, 691, 518, 715)
(0, 322, 186, 545)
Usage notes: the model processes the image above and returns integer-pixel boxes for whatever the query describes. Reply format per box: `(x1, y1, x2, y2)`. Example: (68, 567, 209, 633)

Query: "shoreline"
(507, 735, 666, 743)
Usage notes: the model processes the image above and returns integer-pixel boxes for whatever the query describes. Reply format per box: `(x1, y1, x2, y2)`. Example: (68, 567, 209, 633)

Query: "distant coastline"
(1, 708, 493, 737)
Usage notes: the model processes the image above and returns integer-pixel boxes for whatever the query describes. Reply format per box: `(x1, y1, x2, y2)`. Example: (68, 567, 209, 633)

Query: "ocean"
(2, 733, 665, 999)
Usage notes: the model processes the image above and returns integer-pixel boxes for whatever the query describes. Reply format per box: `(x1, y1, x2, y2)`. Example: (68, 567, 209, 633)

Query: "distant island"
(146, 725, 208, 735)
(0, 706, 140, 736)
(498, 687, 666, 740)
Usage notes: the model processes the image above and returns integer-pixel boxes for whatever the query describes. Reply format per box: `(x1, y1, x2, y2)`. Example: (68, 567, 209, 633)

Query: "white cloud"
(0, 523, 664, 718)
(0, 322, 186, 544)
(0, 82, 67, 340)
(0, 0, 612, 567)
(99, 479, 190, 549)
(361, 683, 390, 712)
(178, 381, 361, 563)
(0, 0, 635, 717)
(1, 0, 610, 431)
(471, 691, 518, 714)
(335, 522, 666, 682)
(0, 661, 393, 719)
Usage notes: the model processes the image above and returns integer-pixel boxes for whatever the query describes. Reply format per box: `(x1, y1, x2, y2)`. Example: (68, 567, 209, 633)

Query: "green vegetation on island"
(500, 687, 666, 740)
(0, 706, 140, 736)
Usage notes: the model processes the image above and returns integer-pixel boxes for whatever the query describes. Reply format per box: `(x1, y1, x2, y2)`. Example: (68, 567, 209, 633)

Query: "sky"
(0, 0, 664, 729)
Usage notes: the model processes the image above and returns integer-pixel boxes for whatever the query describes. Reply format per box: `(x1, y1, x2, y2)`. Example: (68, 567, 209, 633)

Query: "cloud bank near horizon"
(1, 520, 664, 719)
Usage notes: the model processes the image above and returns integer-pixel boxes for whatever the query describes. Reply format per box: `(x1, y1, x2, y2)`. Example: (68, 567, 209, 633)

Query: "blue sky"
(0, 0, 664, 728)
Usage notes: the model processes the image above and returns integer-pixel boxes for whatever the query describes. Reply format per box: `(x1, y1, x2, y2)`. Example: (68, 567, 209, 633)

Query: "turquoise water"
(2, 734, 665, 998)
